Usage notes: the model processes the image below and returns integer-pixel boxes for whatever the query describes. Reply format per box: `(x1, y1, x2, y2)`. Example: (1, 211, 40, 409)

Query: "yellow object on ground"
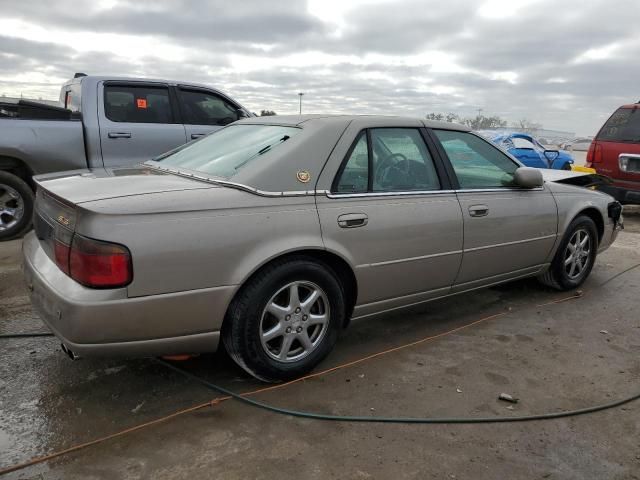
(572, 165, 596, 173)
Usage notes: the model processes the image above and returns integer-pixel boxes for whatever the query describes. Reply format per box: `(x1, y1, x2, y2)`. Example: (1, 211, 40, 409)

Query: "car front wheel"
(538, 214, 598, 290)
(223, 257, 345, 382)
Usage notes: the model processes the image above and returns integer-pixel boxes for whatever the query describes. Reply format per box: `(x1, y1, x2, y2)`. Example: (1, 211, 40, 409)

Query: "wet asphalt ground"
(1, 208, 639, 479)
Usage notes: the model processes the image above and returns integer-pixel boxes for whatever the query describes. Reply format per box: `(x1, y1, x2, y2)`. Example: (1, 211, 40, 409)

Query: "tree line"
(425, 112, 542, 133)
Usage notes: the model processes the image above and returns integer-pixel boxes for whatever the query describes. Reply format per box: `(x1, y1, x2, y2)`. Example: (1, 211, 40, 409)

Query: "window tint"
(597, 108, 640, 142)
(104, 85, 172, 124)
(370, 129, 440, 191)
(434, 130, 518, 189)
(179, 89, 239, 126)
(335, 133, 369, 193)
(334, 128, 441, 193)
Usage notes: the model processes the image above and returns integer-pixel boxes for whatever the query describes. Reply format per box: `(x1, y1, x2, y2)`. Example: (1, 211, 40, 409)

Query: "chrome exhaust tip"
(60, 343, 79, 360)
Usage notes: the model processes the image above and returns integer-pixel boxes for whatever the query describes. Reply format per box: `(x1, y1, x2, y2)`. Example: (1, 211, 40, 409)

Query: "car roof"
(236, 114, 471, 132)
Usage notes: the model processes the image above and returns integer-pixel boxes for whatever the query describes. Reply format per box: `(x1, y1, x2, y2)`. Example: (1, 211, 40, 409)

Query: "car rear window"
(597, 107, 640, 142)
(154, 124, 300, 178)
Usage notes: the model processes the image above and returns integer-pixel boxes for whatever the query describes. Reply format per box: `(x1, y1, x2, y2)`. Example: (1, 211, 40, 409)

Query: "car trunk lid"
(33, 166, 216, 205)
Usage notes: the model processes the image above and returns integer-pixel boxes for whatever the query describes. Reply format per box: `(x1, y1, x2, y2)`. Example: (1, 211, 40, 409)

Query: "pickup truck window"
(63, 83, 82, 113)
(104, 85, 173, 124)
(178, 89, 239, 126)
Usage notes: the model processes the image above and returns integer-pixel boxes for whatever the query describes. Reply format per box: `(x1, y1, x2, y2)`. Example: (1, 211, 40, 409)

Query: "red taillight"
(68, 235, 132, 288)
(586, 141, 602, 167)
(53, 239, 71, 275)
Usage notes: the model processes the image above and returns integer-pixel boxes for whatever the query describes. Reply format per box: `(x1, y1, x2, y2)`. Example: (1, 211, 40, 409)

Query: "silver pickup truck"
(0, 74, 252, 240)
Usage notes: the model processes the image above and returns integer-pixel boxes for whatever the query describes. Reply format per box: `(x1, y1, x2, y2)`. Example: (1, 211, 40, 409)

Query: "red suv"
(587, 103, 640, 204)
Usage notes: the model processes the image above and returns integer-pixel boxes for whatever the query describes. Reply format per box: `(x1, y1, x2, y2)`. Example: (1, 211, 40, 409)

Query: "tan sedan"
(23, 115, 622, 381)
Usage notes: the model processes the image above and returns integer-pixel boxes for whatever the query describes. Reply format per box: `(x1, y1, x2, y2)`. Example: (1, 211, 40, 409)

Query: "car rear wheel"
(0, 171, 33, 241)
(538, 215, 598, 290)
(223, 256, 345, 382)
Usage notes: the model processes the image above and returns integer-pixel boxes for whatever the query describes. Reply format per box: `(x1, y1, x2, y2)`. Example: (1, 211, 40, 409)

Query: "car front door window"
(433, 130, 519, 189)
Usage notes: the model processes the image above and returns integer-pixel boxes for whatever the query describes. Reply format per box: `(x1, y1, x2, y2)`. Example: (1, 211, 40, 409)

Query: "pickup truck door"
(431, 129, 558, 292)
(176, 87, 242, 142)
(98, 82, 187, 167)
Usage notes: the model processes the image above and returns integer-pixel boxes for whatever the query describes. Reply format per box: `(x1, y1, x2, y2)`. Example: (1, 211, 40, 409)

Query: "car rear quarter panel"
(77, 187, 325, 298)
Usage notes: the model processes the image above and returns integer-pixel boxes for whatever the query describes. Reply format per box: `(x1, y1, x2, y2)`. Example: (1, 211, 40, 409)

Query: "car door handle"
(468, 205, 489, 217)
(191, 133, 206, 139)
(337, 213, 368, 228)
(108, 132, 132, 139)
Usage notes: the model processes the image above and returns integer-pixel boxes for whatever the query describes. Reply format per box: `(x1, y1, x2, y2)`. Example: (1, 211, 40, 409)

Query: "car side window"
(334, 129, 441, 193)
(434, 130, 519, 189)
(335, 132, 369, 193)
(104, 85, 172, 124)
(178, 89, 239, 126)
(512, 137, 536, 149)
(370, 128, 440, 191)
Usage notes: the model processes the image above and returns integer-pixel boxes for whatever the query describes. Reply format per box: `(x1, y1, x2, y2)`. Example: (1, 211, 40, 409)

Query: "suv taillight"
(52, 231, 132, 288)
(586, 141, 602, 166)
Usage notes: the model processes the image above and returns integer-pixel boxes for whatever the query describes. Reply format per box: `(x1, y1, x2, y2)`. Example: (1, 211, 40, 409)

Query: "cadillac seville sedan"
(23, 115, 623, 381)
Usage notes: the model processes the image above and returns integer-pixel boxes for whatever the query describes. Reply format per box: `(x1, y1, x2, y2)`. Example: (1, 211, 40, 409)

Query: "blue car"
(480, 131, 574, 170)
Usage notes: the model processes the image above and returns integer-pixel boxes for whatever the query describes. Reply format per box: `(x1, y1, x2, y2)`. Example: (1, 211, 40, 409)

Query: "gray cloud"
(1, 0, 639, 134)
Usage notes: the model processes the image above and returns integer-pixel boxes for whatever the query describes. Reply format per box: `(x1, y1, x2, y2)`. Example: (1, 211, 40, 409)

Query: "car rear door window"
(335, 132, 369, 193)
(597, 107, 640, 142)
(334, 128, 441, 193)
(371, 129, 440, 191)
(178, 89, 239, 126)
(104, 85, 172, 124)
(434, 130, 518, 189)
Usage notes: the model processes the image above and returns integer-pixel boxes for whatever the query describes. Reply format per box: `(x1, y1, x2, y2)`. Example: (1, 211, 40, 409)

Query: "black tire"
(561, 162, 572, 171)
(222, 256, 345, 382)
(0, 171, 34, 241)
(538, 215, 598, 291)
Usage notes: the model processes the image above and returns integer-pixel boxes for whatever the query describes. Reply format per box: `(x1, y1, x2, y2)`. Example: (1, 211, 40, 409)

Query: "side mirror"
(514, 167, 543, 188)
(236, 109, 250, 119)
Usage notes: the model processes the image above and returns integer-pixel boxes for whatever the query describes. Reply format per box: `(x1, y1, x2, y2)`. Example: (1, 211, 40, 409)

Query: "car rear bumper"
(22, 232, 235, 358)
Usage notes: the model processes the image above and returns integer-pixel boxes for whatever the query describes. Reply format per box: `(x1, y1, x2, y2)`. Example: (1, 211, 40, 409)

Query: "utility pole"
(298, 92, 304, 115)
(477, 107, 483, 117)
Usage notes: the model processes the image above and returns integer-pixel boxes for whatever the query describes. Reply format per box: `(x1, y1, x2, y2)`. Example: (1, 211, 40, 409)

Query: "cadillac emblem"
(296, 170, 311, 183)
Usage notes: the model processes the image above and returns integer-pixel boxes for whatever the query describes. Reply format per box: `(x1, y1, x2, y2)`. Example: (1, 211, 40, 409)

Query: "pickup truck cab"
(0, 74, 252, 240)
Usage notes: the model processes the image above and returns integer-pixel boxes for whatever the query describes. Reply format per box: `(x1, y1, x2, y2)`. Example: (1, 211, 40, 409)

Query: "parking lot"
(1, 209, 639, 480)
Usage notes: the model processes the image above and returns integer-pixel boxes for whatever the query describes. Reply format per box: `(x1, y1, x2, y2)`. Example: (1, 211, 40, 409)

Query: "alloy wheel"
(259, 281, 330, 363)
(563, 228, 591, 280)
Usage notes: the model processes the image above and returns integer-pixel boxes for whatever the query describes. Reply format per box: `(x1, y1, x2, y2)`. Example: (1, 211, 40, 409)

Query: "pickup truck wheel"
(0, 171, 33, 241)
(538, 215, 598, 291)
(223, 257, 345, 382)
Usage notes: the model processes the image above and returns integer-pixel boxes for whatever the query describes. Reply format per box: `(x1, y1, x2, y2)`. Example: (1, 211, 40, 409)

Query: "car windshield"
(153, 124, 300, 178)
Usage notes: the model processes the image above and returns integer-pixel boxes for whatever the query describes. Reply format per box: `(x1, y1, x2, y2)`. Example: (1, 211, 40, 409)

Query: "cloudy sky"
(1, 0, 638, 135)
